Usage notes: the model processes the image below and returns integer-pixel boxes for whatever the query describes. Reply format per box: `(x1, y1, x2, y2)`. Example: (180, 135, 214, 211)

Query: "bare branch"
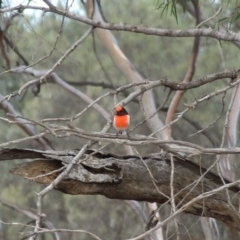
(0, 29, 11, 69)
(196, 5, 222, 28)
(0, 197, 60, 240)
(164, 0, 201, 139)
(218, 81, 240, 181)
(3, 35, 29, 65)
(86, 0, 165, 138)
(2, 148, 240, 234)
(16, 27, 93, 96)
(0, 94, 52, 150)
(28, 228, 102, 240)
(1, 5, 240, 42)
(178, 0, 240, 49)
(10, 67, 110, 120)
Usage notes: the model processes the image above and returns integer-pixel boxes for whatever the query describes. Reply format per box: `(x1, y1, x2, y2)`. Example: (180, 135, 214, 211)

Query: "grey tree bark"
(1, 148, 240, 232)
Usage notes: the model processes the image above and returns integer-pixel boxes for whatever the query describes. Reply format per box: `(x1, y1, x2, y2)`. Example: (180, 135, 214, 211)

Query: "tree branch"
(164, 0, 201, 139)
(0, 94, 53, 150)
(86, 0, 165, 138)
(1, 5, 240, 42)
(1, 147, 240, 233)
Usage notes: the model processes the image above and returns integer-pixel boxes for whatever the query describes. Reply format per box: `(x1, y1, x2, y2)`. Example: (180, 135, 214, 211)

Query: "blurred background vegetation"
(1, 0, 240, 239)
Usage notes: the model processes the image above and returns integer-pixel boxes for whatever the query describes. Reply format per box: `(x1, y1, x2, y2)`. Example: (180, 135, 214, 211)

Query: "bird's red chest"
(113, 115, 130, 130)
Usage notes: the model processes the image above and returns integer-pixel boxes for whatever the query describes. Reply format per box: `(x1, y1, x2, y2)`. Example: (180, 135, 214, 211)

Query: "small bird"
(113, 106, 130, 134)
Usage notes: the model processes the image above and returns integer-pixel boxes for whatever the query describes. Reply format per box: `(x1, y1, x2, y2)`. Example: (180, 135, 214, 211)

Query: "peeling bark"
(0, 148, 240, 232)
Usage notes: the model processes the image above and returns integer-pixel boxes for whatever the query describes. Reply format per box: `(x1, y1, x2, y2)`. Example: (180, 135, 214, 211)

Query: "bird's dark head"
(115, 106, 128, 116)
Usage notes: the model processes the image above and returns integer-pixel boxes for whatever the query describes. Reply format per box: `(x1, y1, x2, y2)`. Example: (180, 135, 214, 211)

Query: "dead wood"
(0, 148, 240, 231)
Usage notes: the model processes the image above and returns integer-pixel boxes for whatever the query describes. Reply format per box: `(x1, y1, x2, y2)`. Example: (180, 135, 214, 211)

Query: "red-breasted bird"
(113, 106, 130, 134)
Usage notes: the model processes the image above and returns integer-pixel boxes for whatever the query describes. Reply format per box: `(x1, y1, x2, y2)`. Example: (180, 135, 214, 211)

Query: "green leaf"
(218, 17, 229, 23)
(155, 0, 179, 23)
